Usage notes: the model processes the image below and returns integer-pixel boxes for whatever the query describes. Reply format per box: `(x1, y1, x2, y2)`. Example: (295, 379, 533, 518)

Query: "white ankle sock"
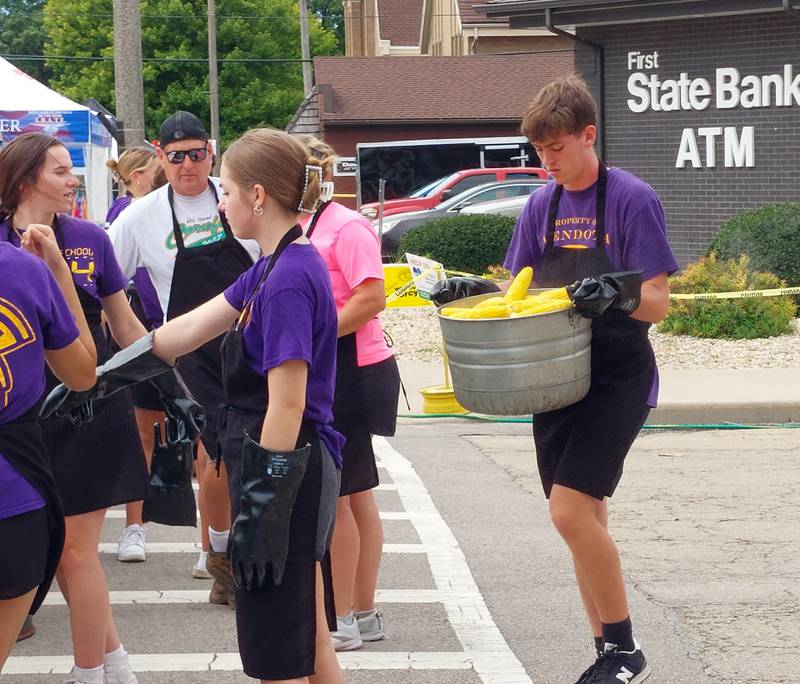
(104, 644, 128, 669)
(209, 527, 229, 553)
(72, 664, 105, 683)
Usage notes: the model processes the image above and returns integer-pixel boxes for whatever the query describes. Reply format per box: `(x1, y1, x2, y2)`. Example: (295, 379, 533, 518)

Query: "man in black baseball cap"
(159, 110, 209, 148)
(108, 110, 259, 608)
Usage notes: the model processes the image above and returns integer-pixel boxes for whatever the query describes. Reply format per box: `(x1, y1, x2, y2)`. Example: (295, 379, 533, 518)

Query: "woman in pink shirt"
(300, 136, 401, 652)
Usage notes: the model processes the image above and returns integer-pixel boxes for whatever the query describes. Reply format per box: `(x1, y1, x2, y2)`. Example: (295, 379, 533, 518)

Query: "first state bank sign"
(625, 50, 800, 169)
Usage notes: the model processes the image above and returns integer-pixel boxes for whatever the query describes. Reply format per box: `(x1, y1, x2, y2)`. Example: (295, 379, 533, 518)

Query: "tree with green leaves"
(0, 0, 51, 82)
(43, 0, 338, 145)
(310, 0, 344, 49)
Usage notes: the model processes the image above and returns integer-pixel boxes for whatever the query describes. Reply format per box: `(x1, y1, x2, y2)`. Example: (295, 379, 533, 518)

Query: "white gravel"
(380, 308, 800, 369)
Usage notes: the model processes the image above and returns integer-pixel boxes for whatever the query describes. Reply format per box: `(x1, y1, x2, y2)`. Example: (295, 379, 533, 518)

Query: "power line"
(0, 11, 472, 20)
(0, 54, 314, 63)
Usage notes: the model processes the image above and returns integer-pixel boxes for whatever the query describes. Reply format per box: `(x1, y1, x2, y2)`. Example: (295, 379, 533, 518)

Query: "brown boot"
(207, 549, 236, 610)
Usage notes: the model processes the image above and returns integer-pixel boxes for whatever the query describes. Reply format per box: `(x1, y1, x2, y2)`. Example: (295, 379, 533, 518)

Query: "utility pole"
(207, 0, 221, 173)
(299, 0, 313, 96)
(112, 0, 145, 147)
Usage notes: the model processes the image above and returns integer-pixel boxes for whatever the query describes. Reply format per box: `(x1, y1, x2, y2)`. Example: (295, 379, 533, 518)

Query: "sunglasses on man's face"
(165, 147, 208, 164)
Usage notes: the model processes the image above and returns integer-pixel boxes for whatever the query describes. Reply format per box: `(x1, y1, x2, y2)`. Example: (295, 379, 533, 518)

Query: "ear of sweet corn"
(439, 282, 573, 320)
(474, 296, 507, 309)
(504, 267, 534, 302)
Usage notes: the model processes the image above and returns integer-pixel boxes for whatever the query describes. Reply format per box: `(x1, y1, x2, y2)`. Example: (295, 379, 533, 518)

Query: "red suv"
(360, 167, 549, 219)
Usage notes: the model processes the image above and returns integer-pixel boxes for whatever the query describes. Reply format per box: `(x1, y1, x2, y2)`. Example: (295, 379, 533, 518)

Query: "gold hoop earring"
(253, 205, 264, 216)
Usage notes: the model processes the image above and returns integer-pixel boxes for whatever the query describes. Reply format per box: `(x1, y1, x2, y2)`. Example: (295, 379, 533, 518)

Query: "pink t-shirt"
(302, 202, 393, 367)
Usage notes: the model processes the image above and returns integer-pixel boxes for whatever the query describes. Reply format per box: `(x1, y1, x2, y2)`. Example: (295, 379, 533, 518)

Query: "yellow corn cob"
(474, 296, 507, 309)
(504, 266, 534, 302)
(441, 304, 511, 319)
(513, 300, 572, 317)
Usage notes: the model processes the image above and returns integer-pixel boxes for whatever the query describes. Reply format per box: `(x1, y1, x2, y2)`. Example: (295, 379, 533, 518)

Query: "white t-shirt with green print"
(108, 179, 261, 319)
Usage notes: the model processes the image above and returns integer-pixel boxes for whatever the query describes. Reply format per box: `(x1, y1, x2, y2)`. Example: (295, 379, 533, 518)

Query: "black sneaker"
(574, 655, 601, 684)
(584, 642, 651, 683)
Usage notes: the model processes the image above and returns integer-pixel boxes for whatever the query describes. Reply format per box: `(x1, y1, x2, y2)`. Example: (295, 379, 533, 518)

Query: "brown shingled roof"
(378, 0, 424, 45)
(314, 53, 574, 123)
(459, 0, 506, 23)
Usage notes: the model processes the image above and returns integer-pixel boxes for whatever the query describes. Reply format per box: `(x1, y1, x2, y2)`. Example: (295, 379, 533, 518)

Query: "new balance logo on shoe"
(616, 666, 634, 682)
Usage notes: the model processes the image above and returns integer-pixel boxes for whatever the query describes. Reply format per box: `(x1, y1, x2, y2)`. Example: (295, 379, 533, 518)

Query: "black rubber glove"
(40, 332, 170, 424)
(567, 270, 644, 318)
(230, 433, 311, 590)
(147, 369, 206, 442)
(142, 419, 197, 527)
(430, 277, 500, 306)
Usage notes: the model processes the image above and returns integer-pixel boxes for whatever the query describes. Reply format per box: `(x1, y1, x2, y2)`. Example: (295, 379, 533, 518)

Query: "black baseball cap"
(159, 111, 208, 147)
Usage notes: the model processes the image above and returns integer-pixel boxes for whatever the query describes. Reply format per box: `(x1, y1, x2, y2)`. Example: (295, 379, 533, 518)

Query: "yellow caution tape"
(383, 260, 800, 306)
(670, 286, 800, 301)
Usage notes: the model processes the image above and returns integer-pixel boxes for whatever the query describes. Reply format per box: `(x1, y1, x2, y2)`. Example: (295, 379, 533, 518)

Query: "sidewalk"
(396, 359, 800, 424)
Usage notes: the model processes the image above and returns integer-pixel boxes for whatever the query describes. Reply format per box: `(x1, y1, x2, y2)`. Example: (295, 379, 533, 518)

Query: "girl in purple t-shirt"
(66, 128, 346, 683)
(0, 229, 96, 670)
(0, 133, 152, 684)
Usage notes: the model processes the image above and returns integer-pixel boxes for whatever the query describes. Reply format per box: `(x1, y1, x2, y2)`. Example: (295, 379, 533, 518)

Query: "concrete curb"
(396, 360, 800, 425)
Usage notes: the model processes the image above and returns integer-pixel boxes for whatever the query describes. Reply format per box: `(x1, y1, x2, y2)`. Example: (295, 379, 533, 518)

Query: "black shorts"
(0, 507, 50, 600)
(335, 420, 379, 496)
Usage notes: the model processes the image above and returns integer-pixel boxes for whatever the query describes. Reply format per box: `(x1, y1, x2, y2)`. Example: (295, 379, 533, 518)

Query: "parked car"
(458, 191, 543, 219)
(360, 166, 549, 219)
(376, 179, 548, 257)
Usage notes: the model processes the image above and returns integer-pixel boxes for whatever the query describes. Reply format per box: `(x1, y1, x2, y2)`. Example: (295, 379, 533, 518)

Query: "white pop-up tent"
(0, 56, 115, 223)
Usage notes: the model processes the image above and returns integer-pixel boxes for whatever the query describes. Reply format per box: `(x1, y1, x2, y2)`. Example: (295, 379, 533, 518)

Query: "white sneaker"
(330, 613, 363, 651)
(192, 550, 212, 579)
(355, 608, 384, 641)
(116, 524, 146, 563)
(63, 667, 104, 684)
(103, 668, 138, 684)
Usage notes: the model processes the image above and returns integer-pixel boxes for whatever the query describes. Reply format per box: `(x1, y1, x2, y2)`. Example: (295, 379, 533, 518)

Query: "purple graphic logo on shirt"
(0, 297, 37, 408)
(548, 216, 612, 249)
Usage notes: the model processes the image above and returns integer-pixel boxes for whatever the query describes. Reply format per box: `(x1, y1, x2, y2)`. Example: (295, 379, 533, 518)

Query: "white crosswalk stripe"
(8, 435, 528, 682)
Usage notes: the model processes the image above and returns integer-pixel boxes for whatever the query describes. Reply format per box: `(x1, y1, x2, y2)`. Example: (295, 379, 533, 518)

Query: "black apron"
(533, 163, 654, 499)
(4, 216, 148, 516)
(164, 182, 254, 458)
(0, 407, 64, 613)
(306, 202, 400, 437)
(217, 227, 338, 678)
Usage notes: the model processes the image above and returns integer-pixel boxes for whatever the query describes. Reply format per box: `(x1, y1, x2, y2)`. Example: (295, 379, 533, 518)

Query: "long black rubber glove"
(430, 277, 500, 305)
(567, 270, 644, 318)
(147, 369, 206, 442)
(39, 332, 205, 439)
(142, 419, 197, 527)
(230, 433, 311, 590)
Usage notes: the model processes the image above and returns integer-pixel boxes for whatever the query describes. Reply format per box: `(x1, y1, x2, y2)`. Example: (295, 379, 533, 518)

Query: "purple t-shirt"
(0, 242, 80, 518)
(504, 167, 679, 407)
(105, 194, 132, 225)
(224, 243, 343, 465)
(1, 214, 129, 305)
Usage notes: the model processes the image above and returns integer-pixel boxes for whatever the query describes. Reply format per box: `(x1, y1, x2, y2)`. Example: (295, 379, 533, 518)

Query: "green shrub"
(708, 202, 800, 286)
(396, 214, 515, 275)
(658, 254, 797, 339)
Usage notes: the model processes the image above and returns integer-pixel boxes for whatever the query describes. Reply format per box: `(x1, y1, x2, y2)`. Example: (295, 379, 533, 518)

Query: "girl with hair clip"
(0, 224, 96, 671)
(299, 135, 400, 651)
(46, 127, 346, 684)
(105, 147, 160, 226)
(0, 132, 154, 684)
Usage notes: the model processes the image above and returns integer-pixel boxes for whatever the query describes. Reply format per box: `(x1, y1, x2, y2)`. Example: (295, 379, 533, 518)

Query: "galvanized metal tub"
(437, 290, 592, 415)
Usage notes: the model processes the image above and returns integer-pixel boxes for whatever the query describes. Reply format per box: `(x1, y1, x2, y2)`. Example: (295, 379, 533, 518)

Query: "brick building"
(479, 0, 800, 264)
(287, 52, 573, 205)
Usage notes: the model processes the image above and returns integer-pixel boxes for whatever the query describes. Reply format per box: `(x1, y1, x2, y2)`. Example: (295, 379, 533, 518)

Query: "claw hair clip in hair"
(319, 180, 334, 203)
(298, 164, 324, 214)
